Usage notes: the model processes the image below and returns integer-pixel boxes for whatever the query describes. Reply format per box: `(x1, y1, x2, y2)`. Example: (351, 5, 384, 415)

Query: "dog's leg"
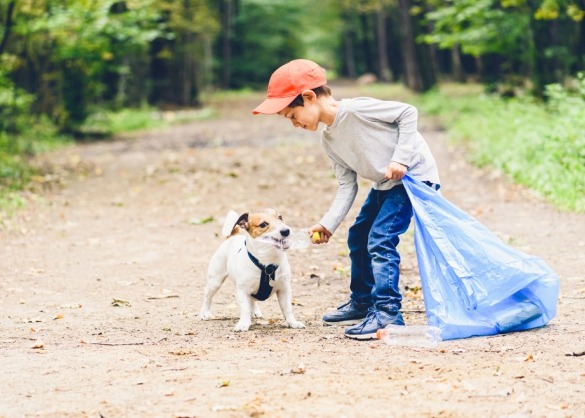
(276, 286, 305, 329)
(234, 290, 253, 331)
(200, 256, 228, 320)
(252, 301, 264, 319)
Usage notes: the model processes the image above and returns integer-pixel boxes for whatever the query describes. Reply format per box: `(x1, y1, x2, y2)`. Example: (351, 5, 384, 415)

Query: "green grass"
(1, 105, 217, 214)
(0, 118, 72, 190)
(414, 82, 585, 213)
(79, 106, 216, 137)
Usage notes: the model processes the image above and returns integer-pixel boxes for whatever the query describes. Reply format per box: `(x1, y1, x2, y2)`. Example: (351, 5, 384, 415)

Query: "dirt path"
(1, 85, 584, 418)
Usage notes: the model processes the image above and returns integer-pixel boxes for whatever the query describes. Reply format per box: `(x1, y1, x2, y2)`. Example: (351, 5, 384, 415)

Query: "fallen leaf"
(169, 350, 196, 356)
(217, 380, 230, 388)
(190, 216, 215, 225)
(53, 314, 64, 320)
(111, 298, 131, 307)
(32, 340, 44, 349)
(291, 362, 306, 374)
(211, 405, 237, 412)
(525, 353, 534, 362)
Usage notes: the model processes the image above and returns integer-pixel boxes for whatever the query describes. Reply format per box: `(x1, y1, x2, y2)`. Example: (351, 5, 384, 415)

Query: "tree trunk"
(0, 0, 16, 56)
(221, 0, 234, 88)
(200, 34, 213, 93)
(342, 11, 357, 79)
(360, 13, 374, 74)
(451, 44, 464, 82)
(376, 7, 392, 82)
(398, 0, 423, 91)
(580, 19, 585, 71)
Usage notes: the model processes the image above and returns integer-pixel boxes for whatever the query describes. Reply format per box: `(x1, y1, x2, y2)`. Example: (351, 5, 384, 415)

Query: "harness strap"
(245, 242, 279, 301)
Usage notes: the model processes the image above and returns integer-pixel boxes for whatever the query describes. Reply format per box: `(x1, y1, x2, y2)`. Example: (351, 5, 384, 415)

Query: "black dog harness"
(243, 243, 279, 301)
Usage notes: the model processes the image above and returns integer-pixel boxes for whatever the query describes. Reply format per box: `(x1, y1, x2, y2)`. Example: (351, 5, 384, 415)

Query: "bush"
(417, 77, 585, 212)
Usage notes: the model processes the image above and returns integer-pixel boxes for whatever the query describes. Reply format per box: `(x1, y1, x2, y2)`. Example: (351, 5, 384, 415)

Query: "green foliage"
(1, 59, 70, 194)
(79, 107, 216, 137)
(422, 0, 530, 58)
(230, 0, 307, 88)
(0, 118, 71, 191)
(417, 78, 585, 212)
(12, 0, 163, 128)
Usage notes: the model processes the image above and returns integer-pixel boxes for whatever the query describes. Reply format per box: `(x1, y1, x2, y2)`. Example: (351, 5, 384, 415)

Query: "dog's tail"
(221, 210, 240, 237)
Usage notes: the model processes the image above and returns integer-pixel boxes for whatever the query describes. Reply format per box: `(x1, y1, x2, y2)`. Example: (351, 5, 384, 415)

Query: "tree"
(151, 0, 219, 106)
(4, 0, 163, 130)
(421, 0, 585, 94)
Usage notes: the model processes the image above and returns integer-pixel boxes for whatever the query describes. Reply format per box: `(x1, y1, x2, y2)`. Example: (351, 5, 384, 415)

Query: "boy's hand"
(385, 161, 408, 180)
(309, 224, 332, 244)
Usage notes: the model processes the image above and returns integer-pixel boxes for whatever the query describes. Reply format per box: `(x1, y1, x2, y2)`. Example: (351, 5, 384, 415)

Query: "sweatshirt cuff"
(391, 146, 412, 167)
(318, 215, 338, 235)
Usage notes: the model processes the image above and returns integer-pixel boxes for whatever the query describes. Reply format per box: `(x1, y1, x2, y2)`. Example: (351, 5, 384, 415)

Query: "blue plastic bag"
(402, 174, 559, 340)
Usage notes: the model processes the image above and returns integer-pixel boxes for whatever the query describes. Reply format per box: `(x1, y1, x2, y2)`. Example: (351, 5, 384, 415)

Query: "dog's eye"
(278, 215, 283, 220)
(259, 222, 269, 228)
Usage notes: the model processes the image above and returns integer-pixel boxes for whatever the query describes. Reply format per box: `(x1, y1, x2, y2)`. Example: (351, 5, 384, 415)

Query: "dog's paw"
(288, 321, 305, 329)
(199, 310, 214, 320)
(252, 310, 264, 319)
(234, 321, 251, 332)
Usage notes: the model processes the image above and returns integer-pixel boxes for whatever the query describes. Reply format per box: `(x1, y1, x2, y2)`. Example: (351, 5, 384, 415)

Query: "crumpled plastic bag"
(402, 174, 559, 340)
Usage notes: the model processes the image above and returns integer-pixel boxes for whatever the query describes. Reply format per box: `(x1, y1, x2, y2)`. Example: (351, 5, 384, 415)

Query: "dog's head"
(231, 208, 291, 249)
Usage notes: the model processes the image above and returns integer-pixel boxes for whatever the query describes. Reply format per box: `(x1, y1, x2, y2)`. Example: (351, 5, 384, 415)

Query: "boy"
(252, 59, 440, 339)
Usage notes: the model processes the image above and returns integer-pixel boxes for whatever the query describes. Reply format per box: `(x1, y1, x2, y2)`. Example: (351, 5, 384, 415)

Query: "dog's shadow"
(199, 316, 303, 332)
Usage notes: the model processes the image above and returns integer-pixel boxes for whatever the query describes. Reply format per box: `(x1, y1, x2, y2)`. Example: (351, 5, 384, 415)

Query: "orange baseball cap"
(252, 59, 327, 115)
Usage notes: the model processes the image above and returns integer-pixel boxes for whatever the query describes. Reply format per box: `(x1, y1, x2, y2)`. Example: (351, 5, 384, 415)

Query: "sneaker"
(322, 300, 370, 326)
(344, 309, 405, 340)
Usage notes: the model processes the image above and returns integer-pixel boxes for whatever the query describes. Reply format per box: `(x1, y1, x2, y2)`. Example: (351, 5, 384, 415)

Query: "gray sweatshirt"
(318, 97, 440, 233)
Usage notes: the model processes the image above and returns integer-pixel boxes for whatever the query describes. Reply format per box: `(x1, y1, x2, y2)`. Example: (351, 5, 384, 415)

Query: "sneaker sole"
(344, 331, 377, 340)
(322, 318, 366, 326)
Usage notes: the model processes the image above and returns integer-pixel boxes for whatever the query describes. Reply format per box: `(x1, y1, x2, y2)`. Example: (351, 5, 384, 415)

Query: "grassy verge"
(0, 117, 72, 215)
(0, 106, 216, 215)
(79, 106, 216, 137)
(414, 81, 585, 213)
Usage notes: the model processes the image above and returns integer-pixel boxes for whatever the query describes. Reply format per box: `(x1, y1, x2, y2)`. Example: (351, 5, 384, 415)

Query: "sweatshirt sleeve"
(382, 101, 418, 167)
(357, 99, 419, 167)
(318, 159, 358, 234)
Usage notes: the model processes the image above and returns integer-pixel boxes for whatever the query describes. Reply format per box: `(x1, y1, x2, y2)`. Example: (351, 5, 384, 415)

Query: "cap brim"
(252, 96, 297, 115)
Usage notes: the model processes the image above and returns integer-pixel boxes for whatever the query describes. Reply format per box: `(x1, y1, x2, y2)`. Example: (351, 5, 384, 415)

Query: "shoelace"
(362, 308, 381, 325)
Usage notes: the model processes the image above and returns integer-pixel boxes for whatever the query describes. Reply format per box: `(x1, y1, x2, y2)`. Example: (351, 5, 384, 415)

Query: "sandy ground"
(1, 85, 584, 418)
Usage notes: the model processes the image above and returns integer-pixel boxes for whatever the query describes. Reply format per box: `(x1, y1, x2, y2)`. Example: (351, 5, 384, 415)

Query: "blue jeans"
(347, 185, 413, 313)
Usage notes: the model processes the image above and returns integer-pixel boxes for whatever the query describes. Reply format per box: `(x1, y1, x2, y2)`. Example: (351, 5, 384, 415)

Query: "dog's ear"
(236, 212, 249, 232)
(222, 210, 240, 237)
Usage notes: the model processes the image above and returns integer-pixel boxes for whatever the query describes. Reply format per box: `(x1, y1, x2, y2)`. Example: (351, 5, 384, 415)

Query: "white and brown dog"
(199, 208, 305, 332)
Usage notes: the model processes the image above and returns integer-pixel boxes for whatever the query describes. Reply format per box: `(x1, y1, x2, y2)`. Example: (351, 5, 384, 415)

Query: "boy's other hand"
(385, 161, 408, 180)
(309, 224, 332, 244)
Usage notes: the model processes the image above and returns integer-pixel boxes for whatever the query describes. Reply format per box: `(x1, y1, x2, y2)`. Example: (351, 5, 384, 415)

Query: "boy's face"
(277, 92, 320, 131)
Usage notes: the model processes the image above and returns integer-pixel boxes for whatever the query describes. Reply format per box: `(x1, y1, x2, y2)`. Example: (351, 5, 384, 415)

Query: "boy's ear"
(301, 89, 317, 103)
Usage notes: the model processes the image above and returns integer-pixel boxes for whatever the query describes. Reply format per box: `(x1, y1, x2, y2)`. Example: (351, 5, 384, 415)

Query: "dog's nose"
(280, 228, 290, 237)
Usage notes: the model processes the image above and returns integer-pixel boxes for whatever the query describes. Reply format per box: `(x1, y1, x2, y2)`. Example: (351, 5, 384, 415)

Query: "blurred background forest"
(1, 0, 584, 211)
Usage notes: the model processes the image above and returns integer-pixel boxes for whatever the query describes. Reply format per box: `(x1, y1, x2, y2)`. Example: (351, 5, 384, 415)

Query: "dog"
(199, 208, 305, 332)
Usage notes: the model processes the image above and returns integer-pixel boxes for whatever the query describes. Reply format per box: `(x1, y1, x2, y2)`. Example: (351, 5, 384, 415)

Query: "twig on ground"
(89, 337, 167, 346)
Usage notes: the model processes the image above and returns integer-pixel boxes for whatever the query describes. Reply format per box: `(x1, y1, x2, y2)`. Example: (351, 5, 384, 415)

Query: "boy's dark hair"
(288, 85, 332, 108)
